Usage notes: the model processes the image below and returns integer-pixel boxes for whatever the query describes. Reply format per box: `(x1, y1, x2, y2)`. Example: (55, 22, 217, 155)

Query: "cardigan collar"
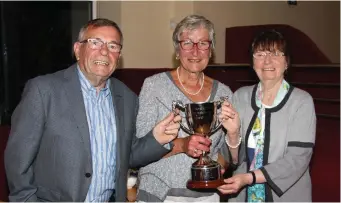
(251, 83, 294, 113)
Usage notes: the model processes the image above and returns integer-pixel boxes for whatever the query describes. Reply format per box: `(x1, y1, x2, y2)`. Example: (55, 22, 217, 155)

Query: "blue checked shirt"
(77, 67, 117, 202)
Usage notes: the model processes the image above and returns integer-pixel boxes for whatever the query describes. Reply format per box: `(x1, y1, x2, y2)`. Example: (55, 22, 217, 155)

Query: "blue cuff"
(163, 141, 174, 150)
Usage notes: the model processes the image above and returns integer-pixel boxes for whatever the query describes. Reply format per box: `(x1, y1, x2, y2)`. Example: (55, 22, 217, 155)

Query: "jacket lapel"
(110, 78, 124, 178)
(63, 64, 92, 164)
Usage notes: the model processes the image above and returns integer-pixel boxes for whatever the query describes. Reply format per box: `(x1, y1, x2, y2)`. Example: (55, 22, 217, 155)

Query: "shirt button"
(85, 173, 91, 178)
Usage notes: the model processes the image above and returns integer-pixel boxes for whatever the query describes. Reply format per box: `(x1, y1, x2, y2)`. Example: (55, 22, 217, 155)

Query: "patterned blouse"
(247, 80, 290, 202)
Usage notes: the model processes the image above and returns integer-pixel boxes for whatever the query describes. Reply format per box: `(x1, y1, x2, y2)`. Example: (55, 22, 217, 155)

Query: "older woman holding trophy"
(135, 15, 240, 202)
(218, 30, 316, 202)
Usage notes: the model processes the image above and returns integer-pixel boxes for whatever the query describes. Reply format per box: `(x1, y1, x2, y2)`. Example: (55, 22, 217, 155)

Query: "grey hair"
(172, 15, 215, 53)
(78, 18, 123, 45)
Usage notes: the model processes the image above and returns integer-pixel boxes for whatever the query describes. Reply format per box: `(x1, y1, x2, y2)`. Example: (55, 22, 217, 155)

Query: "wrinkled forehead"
(84, 26, 121, 41)
(179, 27, 209, 40)
(253, 40, 285, 53)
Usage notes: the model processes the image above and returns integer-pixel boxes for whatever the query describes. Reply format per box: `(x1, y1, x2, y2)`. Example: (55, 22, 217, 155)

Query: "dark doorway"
(0, 1, 92, 124)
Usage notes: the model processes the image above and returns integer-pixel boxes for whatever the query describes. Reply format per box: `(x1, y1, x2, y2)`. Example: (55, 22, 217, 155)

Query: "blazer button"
(85, 173, 91, 178)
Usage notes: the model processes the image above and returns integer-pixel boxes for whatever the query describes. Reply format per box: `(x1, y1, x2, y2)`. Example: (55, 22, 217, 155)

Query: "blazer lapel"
(63, 65, 92, 163)
(110, 78, 124, 176)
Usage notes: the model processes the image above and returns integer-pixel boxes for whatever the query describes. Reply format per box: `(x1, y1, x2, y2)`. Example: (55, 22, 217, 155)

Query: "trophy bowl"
(172, 97, 227, 189)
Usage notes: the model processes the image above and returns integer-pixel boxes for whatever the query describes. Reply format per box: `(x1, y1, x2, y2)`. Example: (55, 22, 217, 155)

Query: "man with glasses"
(5, 18, 181, 202)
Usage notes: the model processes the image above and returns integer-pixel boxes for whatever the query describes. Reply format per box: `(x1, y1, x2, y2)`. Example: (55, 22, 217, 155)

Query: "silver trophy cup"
(172, 97, 227, 189)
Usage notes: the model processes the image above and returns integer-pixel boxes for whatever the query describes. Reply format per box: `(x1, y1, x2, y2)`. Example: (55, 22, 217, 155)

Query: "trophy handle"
(210, 96, 229, 135)
(172, 101, 194, 135)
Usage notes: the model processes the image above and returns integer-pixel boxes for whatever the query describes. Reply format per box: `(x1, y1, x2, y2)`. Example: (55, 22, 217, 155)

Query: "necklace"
(260, 83, 278, 105)
(176, 66, 204, 96)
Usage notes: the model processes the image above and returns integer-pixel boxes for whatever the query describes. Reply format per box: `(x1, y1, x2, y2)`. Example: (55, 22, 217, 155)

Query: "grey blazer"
(4, 64, 168, 202)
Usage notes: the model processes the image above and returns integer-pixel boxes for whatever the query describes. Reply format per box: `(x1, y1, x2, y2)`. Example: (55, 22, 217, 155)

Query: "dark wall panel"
(0, 1, 92, 124)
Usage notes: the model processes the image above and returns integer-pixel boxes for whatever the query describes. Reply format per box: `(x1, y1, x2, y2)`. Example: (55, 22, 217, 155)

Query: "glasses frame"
(79, 38, 122, 53)
(253, 51, 285, 60)
(177, 40, 212, 51)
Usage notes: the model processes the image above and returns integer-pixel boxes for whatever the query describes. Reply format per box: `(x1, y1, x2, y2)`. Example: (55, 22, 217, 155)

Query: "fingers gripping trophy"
(172, 97, 228, 189)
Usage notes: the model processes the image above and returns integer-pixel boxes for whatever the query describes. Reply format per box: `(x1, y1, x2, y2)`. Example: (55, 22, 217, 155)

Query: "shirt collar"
(77, 65, 111, 97)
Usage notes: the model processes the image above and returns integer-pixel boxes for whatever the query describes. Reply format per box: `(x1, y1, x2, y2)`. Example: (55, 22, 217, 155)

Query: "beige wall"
(195, 1, 340, 66)
(97, 1, 340, 68)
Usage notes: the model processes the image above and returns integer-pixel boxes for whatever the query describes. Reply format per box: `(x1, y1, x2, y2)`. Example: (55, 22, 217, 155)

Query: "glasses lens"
(107, 43, 122, 53)
(180, 41, 193, 50)
(88, 39, 103, 49)
(254, 52, 265, 59)
(198, 41, 210, 50)
(274, 51, 284, 57)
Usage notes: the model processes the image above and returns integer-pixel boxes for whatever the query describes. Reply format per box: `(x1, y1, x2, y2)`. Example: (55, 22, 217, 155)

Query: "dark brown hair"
(250, 30, 290, 66)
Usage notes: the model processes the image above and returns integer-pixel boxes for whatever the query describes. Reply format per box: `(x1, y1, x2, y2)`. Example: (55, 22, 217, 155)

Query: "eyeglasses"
(253, 51, 285, 60)
(178, 40, 211, 51)
(79, 38, 122, 53)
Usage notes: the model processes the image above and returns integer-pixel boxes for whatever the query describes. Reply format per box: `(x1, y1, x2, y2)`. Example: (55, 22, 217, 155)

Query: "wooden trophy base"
(186, 178, 225, 189)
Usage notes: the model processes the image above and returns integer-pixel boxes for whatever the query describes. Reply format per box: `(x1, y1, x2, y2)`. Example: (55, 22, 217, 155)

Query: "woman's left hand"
(217, 173, 251, 195)
(219, 101, 240, 136)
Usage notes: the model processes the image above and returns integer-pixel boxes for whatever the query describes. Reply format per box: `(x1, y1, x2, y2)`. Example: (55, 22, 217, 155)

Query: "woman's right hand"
(181, 134, 211, 158)
(217, 173, 252, 195)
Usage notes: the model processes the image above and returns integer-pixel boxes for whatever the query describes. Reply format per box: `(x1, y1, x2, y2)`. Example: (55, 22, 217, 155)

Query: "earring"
(76, 56, 80, 60)
(175, 55, 179, 60)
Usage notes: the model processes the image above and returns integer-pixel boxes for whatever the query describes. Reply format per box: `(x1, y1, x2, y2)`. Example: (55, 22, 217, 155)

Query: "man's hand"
(153, 112, 181, 145)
